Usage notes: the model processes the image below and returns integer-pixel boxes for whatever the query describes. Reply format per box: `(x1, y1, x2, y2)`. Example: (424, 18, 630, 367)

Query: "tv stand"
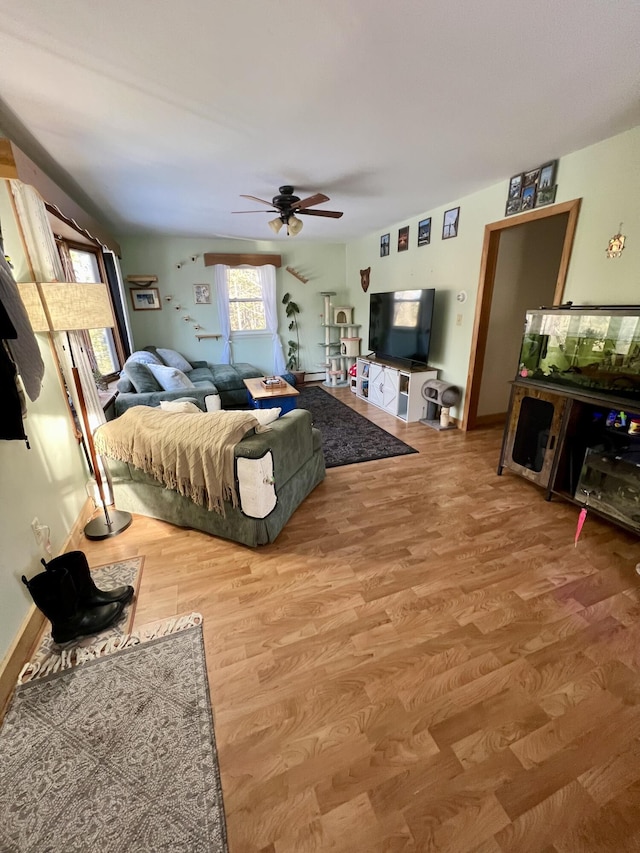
(356, 356, 437, 422)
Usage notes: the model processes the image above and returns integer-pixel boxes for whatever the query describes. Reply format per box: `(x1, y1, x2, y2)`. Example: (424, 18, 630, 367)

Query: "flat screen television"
(368, 288, 435, 366)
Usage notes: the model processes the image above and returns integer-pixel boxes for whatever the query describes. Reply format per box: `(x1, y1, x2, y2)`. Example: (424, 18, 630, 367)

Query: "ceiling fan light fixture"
(268, 217, 284, 234)
(287, 214, 303, 236)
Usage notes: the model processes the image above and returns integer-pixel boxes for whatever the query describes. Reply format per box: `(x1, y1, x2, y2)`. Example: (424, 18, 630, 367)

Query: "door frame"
(462, 198, 582, 431)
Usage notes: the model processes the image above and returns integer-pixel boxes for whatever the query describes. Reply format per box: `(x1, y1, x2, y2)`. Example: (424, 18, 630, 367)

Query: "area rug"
(297, 385, 418, 467)
(0, 617, 228, 853)
(21, 555, 144, 682)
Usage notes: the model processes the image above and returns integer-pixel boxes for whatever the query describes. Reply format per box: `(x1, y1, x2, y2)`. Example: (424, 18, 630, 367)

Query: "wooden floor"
(78, 386, 640, 853)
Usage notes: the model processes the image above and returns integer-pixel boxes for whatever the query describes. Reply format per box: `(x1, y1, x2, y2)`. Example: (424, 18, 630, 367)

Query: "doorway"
(462, 199, 581, 430)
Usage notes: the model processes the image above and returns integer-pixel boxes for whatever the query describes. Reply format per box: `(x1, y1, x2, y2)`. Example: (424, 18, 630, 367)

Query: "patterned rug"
(297, 386, 418, 467)
(0, 618, 228, 853)
(21, 555, 144, 682)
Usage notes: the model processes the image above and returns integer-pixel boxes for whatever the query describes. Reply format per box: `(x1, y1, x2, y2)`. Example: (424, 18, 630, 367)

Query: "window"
(58, 243, 124, 380)
(227, 268, 266, 332)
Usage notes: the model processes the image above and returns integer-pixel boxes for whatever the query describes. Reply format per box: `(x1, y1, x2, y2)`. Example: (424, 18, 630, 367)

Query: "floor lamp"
(19, 280, 133, 540)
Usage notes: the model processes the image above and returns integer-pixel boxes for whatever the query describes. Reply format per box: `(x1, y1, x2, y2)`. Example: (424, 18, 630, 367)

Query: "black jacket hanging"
(0, 297, 28, 443)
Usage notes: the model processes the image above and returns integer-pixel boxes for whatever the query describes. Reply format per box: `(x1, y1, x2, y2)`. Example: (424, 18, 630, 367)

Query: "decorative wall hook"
(164, 295, 173, 302)
(174, 304, 182, 310)
(182, 315, 193, 322)
(606, 224, 626, 259)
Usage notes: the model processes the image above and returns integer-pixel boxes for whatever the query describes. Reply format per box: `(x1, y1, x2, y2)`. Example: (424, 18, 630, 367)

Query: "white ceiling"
(1, 0, 639, 243)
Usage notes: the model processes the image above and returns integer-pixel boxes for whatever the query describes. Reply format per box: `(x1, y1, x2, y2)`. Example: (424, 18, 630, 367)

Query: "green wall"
(118, 237, 347, 376)
(345, 125, 640, 416)
(0, 183, 89, 662)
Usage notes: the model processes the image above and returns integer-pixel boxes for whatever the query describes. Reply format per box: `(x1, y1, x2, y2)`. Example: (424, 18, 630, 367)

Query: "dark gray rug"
(297, 386, 418, 467)
(0, 624, 228, 853)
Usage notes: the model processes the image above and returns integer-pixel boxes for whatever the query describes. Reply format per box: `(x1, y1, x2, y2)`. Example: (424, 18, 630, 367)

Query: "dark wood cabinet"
(499, 380, 640, 535)
(499, 385, 567, 489)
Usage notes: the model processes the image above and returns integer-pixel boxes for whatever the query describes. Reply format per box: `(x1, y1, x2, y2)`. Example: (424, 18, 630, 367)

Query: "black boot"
(43, 550, 134, 608)
(22, 568, 124, 645)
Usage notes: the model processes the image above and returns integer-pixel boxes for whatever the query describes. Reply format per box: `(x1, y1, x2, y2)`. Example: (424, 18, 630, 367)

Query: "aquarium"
(517, 306, 640, 401)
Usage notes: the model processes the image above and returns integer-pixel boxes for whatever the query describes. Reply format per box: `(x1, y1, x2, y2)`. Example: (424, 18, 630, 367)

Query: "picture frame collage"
(506, 159, 558, 216)
(380, 207, 460, 257)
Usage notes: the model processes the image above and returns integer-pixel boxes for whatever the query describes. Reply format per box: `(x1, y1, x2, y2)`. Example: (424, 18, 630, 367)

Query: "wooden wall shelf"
(126, 275, 158, 287)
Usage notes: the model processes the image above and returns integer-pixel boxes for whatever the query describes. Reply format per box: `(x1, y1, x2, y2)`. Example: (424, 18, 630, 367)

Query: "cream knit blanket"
(94, 406, 260, 515)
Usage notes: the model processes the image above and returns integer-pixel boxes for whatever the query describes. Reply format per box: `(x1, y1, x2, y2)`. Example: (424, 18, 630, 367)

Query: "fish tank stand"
(498, 379, 640, 536)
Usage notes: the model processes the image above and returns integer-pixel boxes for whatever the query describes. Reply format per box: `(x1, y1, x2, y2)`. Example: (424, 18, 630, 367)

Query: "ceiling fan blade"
(232, 210, 277, 214)
(297, 208, 343, 218)
(239, 194, 275, 207)
(293, 193, 330, 211)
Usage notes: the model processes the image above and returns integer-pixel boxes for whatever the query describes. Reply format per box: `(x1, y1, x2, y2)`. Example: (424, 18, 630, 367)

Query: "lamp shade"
(287, 214, 304, 236)
(268, 217, 284, 235)
(17, 283, 49, 332)
(19, 282, 115, 331)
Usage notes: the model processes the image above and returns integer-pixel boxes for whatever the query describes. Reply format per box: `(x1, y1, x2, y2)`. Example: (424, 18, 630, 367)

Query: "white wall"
(118, 236, 347, 377)
(345, 125, 640, 419)
(0, 182, 89, 662)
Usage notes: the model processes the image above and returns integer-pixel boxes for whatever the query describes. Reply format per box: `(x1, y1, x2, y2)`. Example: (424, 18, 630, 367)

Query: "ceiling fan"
(233, 185, 343, 235)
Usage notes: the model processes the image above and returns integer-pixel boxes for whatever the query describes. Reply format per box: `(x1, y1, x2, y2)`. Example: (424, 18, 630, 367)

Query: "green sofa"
(104, 409, 325, 546)
(114, 360, 263, 416)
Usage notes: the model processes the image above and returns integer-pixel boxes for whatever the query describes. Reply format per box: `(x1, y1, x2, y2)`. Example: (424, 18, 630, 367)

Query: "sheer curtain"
(10, 180, 111, 500)
(256, 264, 286, 374)
(214, 264, 232, 364)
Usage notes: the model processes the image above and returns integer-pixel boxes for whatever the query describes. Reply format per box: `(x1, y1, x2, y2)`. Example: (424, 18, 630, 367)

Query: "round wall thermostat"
(456, 290, 467, 303)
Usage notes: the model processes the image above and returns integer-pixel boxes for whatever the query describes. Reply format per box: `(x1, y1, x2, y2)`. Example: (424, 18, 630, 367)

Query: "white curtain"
(257, 264, 286, 374)
(10, 180, 111, 500)
(214, 264, 232, 364)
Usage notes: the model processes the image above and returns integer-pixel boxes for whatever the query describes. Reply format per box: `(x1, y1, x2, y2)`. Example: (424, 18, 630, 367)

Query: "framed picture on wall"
(508, 173, 523, 199)
(442, 207, 460, 239)
(398, 226, 409, 252)
(521, 185, 536, 211)
(417, 218, 431, 246)
(380, 233, 390, 257)
(538, 160, 557, 190)
(130, 287, 161, 310)
(536, 185, 557, 207)
(193, 283, 211, 304)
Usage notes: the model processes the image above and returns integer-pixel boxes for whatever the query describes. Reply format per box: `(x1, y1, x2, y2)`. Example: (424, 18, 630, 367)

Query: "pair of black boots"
(22, 551, 134, 645)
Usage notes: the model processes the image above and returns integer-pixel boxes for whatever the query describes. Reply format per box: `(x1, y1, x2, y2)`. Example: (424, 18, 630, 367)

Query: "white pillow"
(156, 348, 193, 373)
(251, 407, 281, 432)
(126, 350, 162, 366)
(146, 363, 196, 392)
(159, 400, 202, 413)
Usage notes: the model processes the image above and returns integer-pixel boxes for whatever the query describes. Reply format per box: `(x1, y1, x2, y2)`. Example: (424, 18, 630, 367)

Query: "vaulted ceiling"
(1, 0, 639, 242)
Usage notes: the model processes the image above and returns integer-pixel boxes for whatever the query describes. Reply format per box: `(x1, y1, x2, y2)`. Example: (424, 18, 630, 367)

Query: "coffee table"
(243, 377, 300, 414)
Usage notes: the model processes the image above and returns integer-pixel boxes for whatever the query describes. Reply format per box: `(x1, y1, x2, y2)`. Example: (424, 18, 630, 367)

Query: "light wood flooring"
(78, 386, 640, 853)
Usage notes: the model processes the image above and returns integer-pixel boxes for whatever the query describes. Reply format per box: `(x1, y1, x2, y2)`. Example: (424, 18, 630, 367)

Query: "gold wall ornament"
(606, 225, 626, 259)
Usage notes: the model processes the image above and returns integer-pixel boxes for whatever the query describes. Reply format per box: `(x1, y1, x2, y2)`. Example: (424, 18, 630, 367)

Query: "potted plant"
(282, 292, 305, 385)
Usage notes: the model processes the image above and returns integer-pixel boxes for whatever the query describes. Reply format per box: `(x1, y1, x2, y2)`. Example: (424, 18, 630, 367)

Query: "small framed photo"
(508, 173, 523, 199)
(398, 226, 410, 252)
(521, 186, 536, 211)
(380, 233, 390, 257)
(538, 160, 557, 190)
(505, 196, 522, 216)
(523, 168, 540, 188)
(193, 283, 211, 304)
(130, 287, 161, 311)
(535, 185, 557, 207)
(417, 218, 431, 246)
(442, 207, 460, 239)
